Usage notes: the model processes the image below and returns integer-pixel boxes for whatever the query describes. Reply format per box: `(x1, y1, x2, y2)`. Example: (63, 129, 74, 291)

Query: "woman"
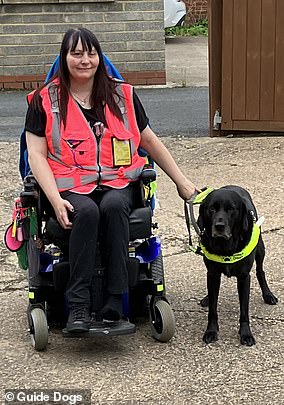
(25, 28, 197, 333)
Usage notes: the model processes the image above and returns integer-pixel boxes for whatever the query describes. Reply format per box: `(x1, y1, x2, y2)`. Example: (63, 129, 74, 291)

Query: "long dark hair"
(31, 28, 123, 127)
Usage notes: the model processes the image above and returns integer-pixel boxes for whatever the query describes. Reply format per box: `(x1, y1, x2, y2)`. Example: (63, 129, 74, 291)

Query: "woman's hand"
(53, 198, 74, 230)
(176, 178, 199, 202)
(140, 127, 199, 201)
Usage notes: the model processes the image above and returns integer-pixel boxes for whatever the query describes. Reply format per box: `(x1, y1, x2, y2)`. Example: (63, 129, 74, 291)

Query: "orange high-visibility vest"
(28, 80, 146, 193)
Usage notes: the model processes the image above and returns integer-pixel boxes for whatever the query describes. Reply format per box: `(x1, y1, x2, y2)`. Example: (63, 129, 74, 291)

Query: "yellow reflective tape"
(193, 187, 215, 205)
(128, 246, 135, 258)
(157, 284, 164, 292)
(150, 181, 157, 197)
(12, 219, 17, 238)
(200, 223, 261, 264)
(143, 185, 150, 200)
(28, 291, 35, 299)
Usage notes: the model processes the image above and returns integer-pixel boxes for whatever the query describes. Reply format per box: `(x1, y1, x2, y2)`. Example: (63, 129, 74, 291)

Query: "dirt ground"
(0, 135, 284, 405)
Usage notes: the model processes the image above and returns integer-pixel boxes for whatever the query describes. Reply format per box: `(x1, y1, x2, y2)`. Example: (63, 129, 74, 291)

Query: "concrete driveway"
(0, 134, 283, 404)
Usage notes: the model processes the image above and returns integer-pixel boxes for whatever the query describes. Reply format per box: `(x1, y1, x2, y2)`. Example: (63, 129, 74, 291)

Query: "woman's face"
(66, 38, 99, 83)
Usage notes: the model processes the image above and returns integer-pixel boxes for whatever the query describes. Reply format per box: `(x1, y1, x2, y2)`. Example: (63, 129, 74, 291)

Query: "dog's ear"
(197, 203, 205, 230)
(241, 199, 251, 232)
(242, 210, 249, 232)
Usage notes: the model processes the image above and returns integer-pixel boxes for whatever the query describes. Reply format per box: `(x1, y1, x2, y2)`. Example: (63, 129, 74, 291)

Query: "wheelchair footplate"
(62, 319, 136, 338)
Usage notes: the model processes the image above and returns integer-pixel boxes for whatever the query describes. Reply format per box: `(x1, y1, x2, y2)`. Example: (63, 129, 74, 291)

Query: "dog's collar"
(199, 220, 263, 264)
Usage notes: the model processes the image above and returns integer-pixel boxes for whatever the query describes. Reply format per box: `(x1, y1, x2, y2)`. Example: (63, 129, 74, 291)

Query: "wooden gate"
(208, 0, 284, 136)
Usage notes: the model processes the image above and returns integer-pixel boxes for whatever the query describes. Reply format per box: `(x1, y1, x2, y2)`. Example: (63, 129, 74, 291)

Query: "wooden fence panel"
(274, 0, 284, 121)
(220, 0, 233, 129)
(260, 0, 276, 121)
(220, 0, 284, 132)
(231, 0, 247, 121)
(246, 0, 261, 121)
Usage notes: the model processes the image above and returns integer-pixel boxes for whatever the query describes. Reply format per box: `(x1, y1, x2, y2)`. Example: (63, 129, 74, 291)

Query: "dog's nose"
(212, 219, 231, 240)
(215, 221, 225, 231)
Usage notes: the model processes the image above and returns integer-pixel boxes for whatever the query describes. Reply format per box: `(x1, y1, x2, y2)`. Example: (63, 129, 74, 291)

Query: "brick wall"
(0, 0, 166, 89)
(184, 0, 208, 24)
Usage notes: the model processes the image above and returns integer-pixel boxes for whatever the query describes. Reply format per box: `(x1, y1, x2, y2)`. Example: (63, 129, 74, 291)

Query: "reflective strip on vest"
(122, 166, 144, 180)
(55, 177, 75, 190)
(47, 152, 70, 168)
(80, 174, 99, 185)
(48, 85, 61, 157)
(115, 85, 129, 130)
(79, 165, 100, 170)
(56, 174, 99, 189)
(49, 84, 59, 113)
(54, 166, 142, 189)
(100, 166, 144, 181)
(129, 139, 135, 158)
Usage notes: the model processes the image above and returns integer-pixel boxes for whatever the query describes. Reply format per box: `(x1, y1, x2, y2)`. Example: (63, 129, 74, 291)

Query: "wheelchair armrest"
(129, 207, 152, 240)
(139, 167, 156, 184)
(139, 167, 156, 208)
(20, 175, 39, 207)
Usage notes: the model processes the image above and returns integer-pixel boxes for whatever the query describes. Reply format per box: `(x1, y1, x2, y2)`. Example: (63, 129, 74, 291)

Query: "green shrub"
(165, 19, 208, 37)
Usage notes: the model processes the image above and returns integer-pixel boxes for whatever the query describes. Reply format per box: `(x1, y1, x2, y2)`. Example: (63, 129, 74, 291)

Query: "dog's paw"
(263, 293, 278, 305)
(239, 325, 256, 346)
(240, 334, 256, 346)
(199, 295, 209, 307)
(203, 330, 218, 344)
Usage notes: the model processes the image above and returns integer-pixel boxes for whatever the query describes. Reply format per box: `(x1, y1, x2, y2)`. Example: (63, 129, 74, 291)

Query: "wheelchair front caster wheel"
(29, 308, 48, 351)
(150, 299, 175, 342)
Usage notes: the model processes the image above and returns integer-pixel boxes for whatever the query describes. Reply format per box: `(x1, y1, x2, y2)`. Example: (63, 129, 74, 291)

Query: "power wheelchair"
(16, 169, 175, 351)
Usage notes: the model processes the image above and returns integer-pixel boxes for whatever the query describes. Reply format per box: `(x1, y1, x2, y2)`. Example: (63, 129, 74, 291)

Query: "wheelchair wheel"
(29, 307, 48, 351)
(150, 253, 164, 282)
(150, 299, 175, 342)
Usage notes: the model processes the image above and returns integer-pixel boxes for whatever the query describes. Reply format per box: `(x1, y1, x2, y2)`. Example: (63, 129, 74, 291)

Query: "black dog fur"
(197, 185, 278, 346)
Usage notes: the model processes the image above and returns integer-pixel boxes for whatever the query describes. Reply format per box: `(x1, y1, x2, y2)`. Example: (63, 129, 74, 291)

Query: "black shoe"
(66, 305, 91, 333)
(99, 295, 123, 322)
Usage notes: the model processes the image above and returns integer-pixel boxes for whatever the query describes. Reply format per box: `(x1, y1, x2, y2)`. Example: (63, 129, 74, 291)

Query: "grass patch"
(165, 19, 208, 37)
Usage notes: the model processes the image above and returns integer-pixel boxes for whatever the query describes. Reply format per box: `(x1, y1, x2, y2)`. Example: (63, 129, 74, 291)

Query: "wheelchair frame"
(19, 170, 175, 351)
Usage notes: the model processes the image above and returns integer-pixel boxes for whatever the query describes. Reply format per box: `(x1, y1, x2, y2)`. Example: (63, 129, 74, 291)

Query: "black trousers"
(61, 185, 137, 307)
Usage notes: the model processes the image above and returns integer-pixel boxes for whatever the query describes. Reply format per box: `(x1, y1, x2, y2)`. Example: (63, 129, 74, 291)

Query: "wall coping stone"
(1, 0, 114, 4)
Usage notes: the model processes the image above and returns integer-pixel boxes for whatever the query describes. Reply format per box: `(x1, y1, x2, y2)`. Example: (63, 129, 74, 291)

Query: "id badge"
(112, 138, 132, 166)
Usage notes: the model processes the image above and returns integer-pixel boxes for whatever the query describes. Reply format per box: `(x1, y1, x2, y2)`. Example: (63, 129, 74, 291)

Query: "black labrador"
(197, 185, 278, 346)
